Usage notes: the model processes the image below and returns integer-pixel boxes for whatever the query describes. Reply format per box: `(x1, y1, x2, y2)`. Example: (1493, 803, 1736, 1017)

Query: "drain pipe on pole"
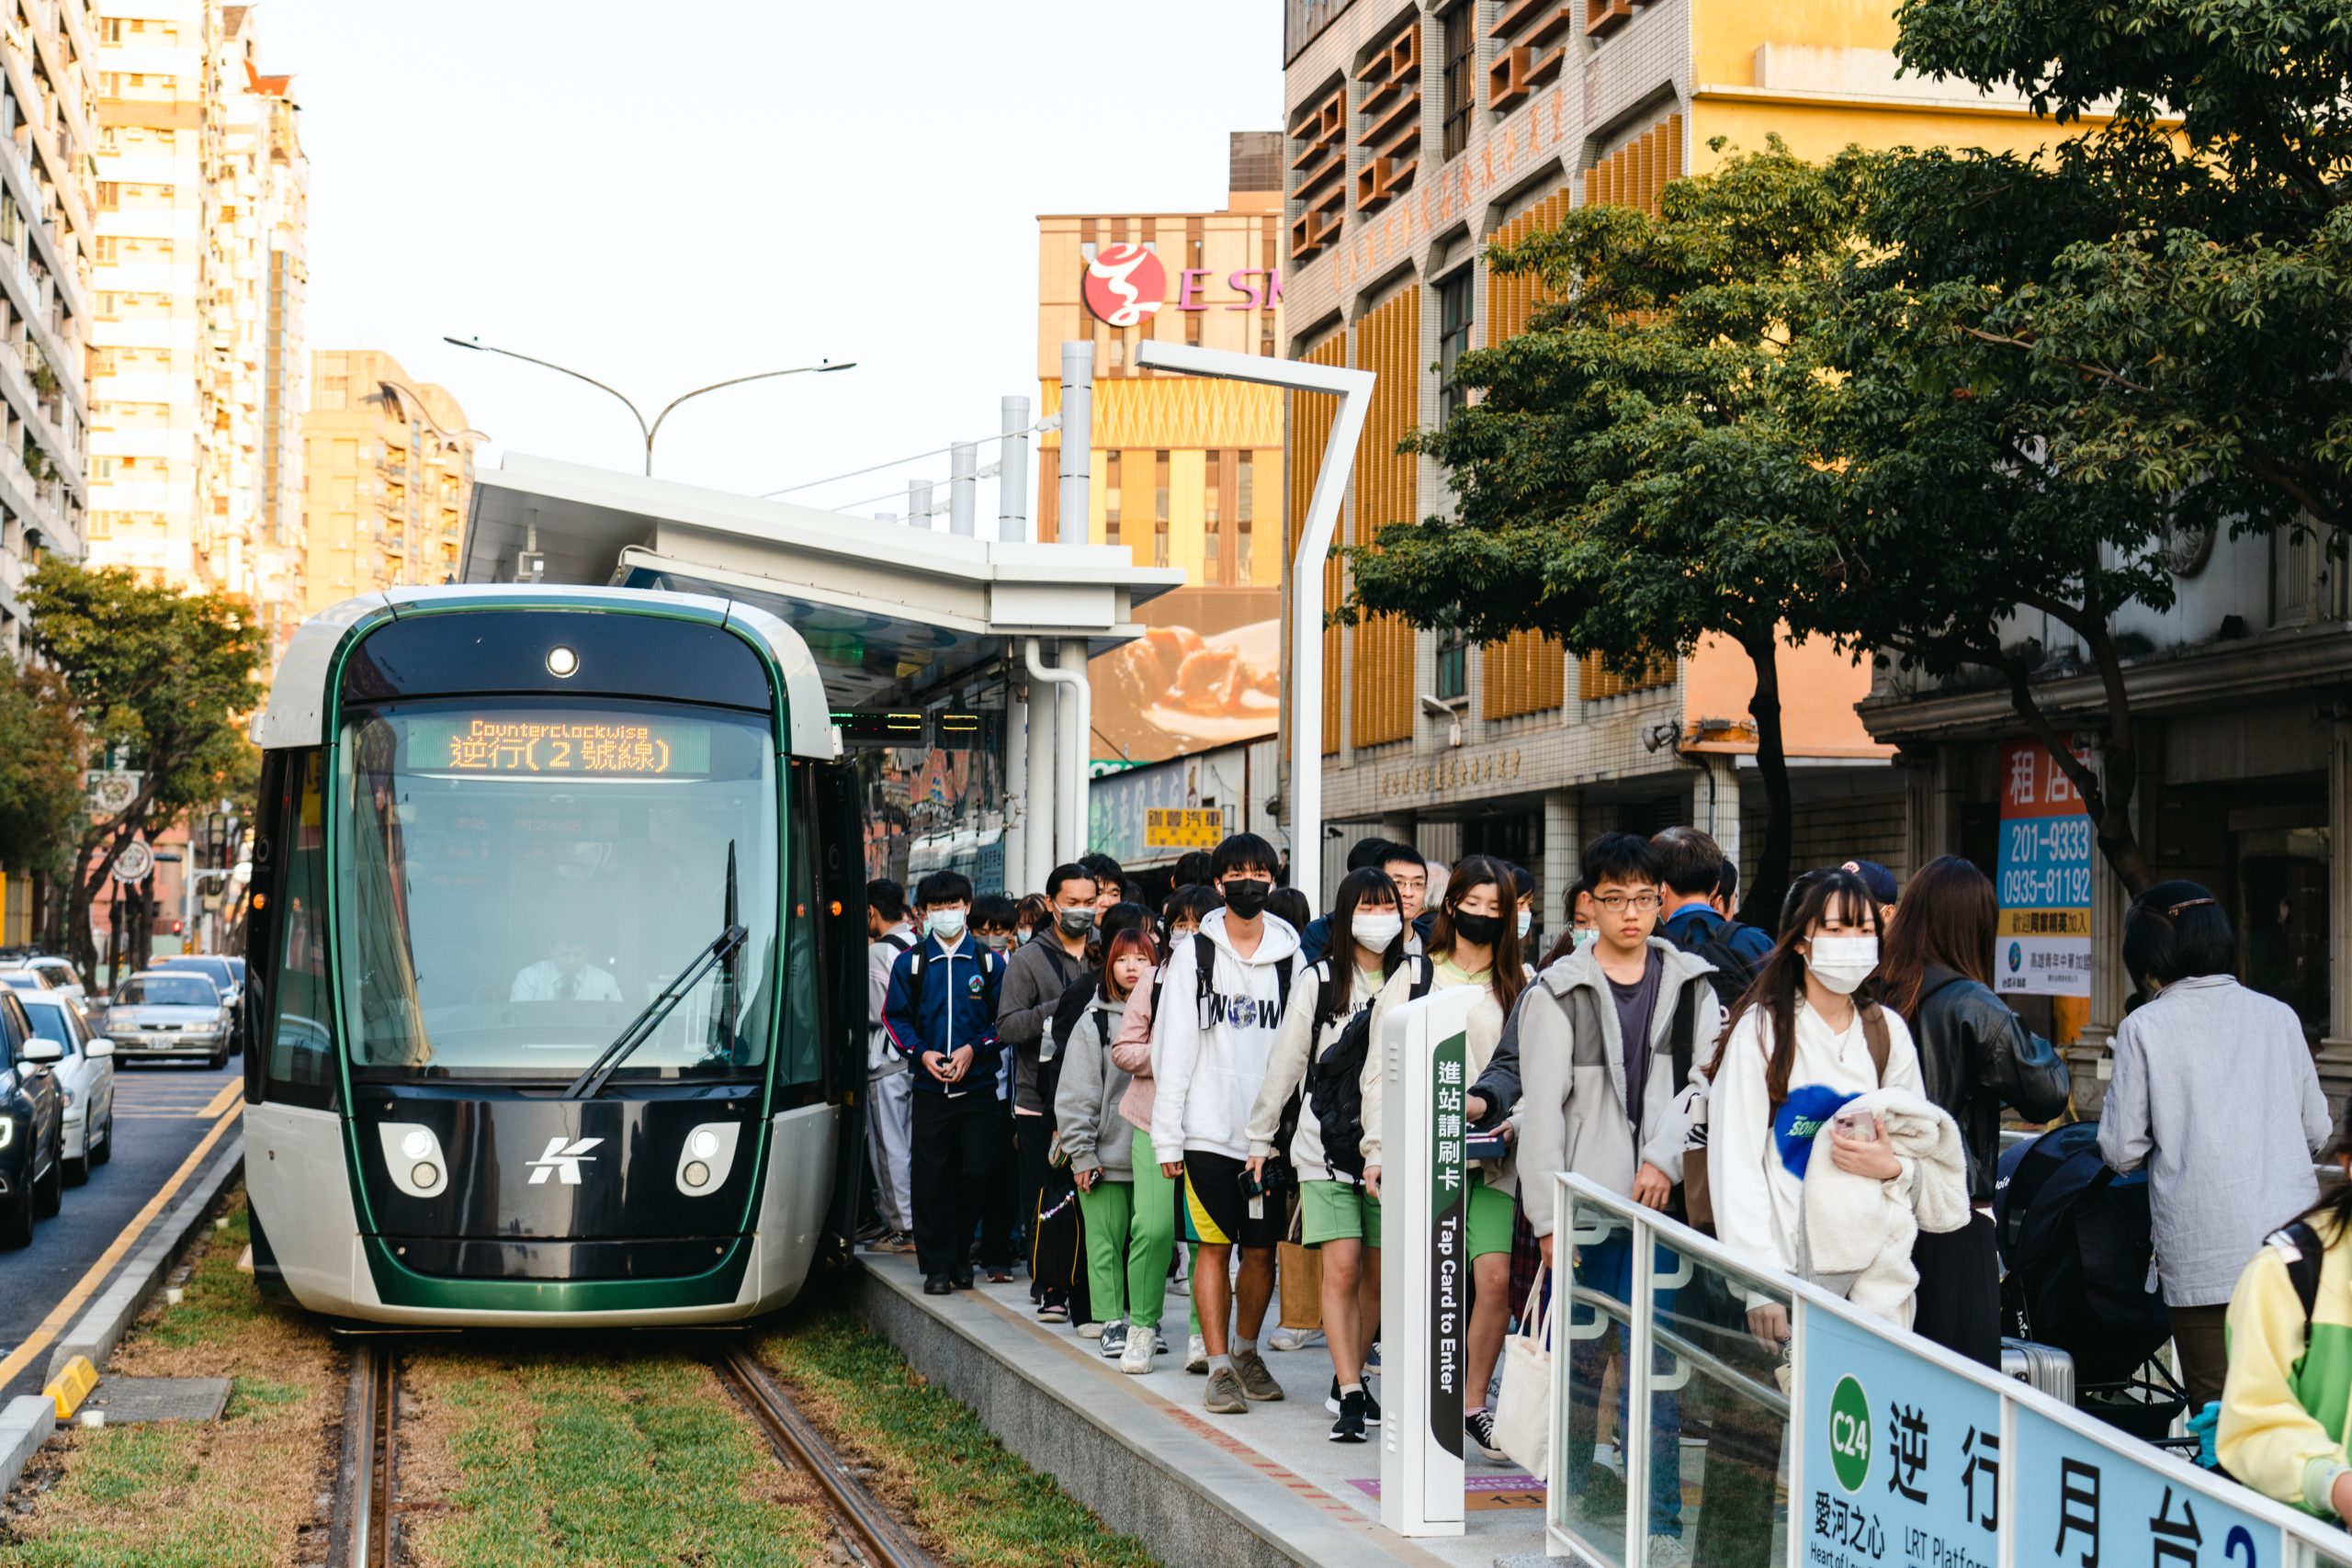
(1024, 637, 1087, 866)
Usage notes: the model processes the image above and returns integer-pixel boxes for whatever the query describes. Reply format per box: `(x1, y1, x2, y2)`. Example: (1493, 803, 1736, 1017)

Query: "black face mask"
(1451, 910, 1507, 948)
(1221, 878, 1271, 919)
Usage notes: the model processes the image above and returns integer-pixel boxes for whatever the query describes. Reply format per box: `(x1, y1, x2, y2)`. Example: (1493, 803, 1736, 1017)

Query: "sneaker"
(1232, 1349, 1284, 1403)
(1329, 1388, 1369, 1443)
(1365, 1340, 1381, 1371)
(1036, 1300, 1069, 1324)
(985, 1266, 1013, 1284)
(1099, 1321, 1128, 1357)
(1363, 1383, 1381, 1422)
(1204, 1366, 1249, 1415)
(1120, 1325, 1157, 1373)
(1077, 1319, 1107, 1340)
(1465, 1408, 1506, 1461)
(1648, 1537, 1690, 1568)
(1185, 1333, 1208, 1374)
(1267, 1325, 1325, 1352)
(884, 1231, 918, 1254)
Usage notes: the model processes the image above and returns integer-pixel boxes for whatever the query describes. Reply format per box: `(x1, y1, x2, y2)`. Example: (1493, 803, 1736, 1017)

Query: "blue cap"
(1840, 859, 1900, 907)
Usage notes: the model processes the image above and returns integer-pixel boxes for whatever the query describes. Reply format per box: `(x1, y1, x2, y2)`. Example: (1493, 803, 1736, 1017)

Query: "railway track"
(326, 1341, 400, 1568)
(711, 1343, 936, 1568)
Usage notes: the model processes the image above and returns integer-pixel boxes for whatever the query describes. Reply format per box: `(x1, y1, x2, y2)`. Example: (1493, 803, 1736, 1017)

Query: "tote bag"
(1492, 1265, 1553, 1475)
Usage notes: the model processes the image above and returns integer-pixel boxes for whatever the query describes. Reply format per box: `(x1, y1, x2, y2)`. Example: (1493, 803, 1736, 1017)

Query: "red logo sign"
(1082, 243, 1166, 328)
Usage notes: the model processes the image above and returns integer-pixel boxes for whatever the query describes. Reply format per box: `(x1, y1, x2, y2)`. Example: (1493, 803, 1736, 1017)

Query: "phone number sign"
(1996, 739, 2094, 998)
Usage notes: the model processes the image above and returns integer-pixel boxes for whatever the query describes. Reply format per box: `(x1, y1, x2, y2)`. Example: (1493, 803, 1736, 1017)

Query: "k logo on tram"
(526, 1136, 603, 1186)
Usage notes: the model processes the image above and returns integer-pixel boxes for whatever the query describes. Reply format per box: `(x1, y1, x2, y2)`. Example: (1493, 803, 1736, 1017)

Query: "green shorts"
(1301, 1179, 1381, 1247)
(1466, 1173, 1513, 1260)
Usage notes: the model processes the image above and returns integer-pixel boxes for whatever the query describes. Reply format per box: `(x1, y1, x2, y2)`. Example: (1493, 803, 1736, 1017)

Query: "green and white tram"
(242, 585, 867, 1325)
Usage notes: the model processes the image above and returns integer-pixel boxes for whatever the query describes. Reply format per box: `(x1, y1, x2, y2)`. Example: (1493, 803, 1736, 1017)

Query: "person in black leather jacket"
(1880, 854, 2074, 1365)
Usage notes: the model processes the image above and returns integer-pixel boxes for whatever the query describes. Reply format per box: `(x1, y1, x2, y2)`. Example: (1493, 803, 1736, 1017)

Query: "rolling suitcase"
(2001, 1337, 2076, 1405)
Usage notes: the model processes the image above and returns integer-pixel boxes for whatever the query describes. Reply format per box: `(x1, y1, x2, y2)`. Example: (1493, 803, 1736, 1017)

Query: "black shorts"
(1182, 1150, 1283, 1248)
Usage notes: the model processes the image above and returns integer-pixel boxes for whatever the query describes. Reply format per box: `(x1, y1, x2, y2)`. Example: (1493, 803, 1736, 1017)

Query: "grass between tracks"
(0, 1197, 344, 1568)
(757, 1303, 1159, 1568)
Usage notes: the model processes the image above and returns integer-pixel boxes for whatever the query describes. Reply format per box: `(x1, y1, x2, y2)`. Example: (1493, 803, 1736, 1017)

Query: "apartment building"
(0, 0, 96, 654)
(1035, 130, 1288, 800)
(1280, 0, 2098, 908)
(300, 349, 476, 612)
(87, 0, 303, 655)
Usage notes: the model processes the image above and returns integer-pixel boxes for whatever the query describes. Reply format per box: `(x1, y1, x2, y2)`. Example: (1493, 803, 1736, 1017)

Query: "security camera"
(1418, 694, 1454, 717)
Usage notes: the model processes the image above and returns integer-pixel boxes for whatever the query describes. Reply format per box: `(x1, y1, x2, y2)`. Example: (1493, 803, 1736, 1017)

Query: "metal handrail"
(1560, 1280, 1790, 1418)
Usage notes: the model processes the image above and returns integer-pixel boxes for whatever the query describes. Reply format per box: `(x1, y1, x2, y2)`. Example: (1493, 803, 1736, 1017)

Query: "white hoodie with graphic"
(1149, 908, 1302, 1167)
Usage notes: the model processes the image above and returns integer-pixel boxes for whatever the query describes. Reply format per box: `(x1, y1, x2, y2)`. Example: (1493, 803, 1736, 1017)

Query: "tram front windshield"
(336, 698, 778, 1083)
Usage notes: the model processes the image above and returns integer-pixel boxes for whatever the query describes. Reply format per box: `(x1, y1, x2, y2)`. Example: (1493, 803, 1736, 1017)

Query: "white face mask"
(926, 908, 967, 942)
(1516, 909, 1533, 940)
(1806, 934, 1879, 996)
(1352, 910, 1404, 952)
(1570, 927, 1599, 952)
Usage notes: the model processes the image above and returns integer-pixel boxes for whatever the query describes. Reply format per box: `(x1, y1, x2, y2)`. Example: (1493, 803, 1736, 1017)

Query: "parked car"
(105, 970, 232, 1069)
(21, 957, 85, 1008)
(154, 955, 244, 1056)
(0, 988, 63, 1245)
(0, 967, 65, 995)
(21, 993, 112, 1182)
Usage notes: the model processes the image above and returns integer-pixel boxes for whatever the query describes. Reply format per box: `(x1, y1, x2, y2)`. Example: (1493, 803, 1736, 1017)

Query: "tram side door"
(802, 758, 870, 1247)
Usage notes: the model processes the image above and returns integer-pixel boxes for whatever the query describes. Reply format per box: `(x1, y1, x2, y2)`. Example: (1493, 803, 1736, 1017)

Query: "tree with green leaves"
(23, 559, 263, 985)
(0, 657, 86, 886)
(1351, 141, 1862, 921)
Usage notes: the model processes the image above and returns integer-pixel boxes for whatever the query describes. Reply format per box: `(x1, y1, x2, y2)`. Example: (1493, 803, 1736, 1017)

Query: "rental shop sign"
(1080, 243, 1283, 329)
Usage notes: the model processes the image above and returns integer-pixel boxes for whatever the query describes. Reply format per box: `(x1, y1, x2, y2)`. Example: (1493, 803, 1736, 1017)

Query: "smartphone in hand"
(1831, 1107, 1879, 1143)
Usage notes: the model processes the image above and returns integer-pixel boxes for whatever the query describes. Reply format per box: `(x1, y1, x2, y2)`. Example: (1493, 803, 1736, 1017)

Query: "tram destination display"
(404, 711, 716, 778)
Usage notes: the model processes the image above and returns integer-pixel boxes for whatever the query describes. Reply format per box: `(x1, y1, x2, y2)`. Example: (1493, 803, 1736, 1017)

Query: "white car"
(22, 957, 85, 1008)
(20, 993, 113, 1181)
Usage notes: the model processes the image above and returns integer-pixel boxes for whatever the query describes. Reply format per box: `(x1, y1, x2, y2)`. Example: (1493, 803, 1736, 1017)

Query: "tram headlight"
(378, 1122, 449, 1199)
(675, 1122, 741, 1195)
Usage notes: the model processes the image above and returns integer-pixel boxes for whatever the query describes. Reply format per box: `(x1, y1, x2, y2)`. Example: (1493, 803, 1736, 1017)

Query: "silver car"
(105, 970, 232, 1068)
(21, 994, 113, 1179)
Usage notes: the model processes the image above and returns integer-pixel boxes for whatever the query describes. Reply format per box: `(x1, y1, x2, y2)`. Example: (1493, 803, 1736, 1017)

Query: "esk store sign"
(1080, 243, 1283, 329)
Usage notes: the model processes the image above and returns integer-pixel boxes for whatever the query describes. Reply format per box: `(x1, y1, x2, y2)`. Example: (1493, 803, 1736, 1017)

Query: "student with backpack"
(1245, 866, 1408, 1442)
(1149, 833, 1301, 1416)
(1057, 921, 1160, 1365)
(864, 878, 919, 1253)
(1877, 854, 2073, 1366)
(882, 870, 1009, 1295)
(1476, 834, 1720, 1545)
(1653, 826, 1771, 982)
(999, 863, 1101, 1315)
(1360, 855, 1528, 1461)
(2218, 1100, 2352, 1521)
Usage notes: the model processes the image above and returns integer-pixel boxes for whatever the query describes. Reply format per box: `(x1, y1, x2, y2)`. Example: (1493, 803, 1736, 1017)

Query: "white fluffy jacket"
(1793, 1088, 1970, 1330)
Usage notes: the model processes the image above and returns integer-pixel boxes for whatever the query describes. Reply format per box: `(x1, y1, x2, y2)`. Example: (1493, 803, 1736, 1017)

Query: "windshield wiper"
(562, 923, 749, 1100)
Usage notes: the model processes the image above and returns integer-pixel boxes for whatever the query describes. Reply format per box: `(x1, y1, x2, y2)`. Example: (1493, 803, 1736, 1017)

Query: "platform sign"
(1996, 738, 2095, 997)
(1800, 1307, 2001, 1568)
(1378, 983, 1477, 1538)
(2012, 1404, 2280, 1568)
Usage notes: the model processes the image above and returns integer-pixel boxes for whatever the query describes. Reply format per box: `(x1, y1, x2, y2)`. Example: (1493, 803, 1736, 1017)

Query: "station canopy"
(459, 453, 1183, 711)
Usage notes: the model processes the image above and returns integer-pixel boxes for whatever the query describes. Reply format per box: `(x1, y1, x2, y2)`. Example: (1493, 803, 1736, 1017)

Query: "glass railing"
(1551, 1174, 2352, 1568)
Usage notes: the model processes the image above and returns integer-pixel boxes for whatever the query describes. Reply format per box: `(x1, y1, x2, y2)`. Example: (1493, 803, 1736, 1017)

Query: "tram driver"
(510, 917, 626, 1003)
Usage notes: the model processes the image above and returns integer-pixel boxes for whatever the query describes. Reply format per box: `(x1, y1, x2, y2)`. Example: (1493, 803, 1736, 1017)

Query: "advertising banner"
(1995, 738, 2095, 997)
(1091, 585, 1281, 766)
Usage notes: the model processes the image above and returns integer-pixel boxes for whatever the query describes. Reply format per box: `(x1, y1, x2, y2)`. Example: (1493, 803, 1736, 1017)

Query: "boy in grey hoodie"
(1470, 832, 1719, 1554)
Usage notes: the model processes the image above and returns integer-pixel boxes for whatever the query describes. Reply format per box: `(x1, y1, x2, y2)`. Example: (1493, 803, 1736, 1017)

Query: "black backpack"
(2266, 1220, 2329, 1359)
(1666, 913, 1766, 1013)
(1306, 956, 1432, 1183)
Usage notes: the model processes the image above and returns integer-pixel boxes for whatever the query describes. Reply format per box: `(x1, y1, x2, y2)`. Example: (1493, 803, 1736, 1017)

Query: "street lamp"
(441, 337, 855, 475)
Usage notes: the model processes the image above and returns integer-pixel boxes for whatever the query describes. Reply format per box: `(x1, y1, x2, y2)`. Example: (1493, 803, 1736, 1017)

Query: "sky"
(263, 0, 1284, 516)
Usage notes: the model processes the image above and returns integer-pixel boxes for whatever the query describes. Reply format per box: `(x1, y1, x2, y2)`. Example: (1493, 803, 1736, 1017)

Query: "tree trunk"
(1738, 631, 1794, 928)
(2000, 650, 2154, 897)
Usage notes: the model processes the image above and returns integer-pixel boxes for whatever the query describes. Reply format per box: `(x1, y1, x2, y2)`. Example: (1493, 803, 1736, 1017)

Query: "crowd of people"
(859, 818, 2352, 1538)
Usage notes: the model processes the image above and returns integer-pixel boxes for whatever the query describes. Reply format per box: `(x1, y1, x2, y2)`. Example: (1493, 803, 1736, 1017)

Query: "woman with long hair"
(1245, 867, 1406, 1441)
(1360, 854, 1528, 1457)
(2218, 1102, 2352, 1520)
(2098, 880, 2329, 1412)
(1707, 867, 1923, 1350)
(1057, 925, 1165, 1371)
(1876, 854, 2072, 1365)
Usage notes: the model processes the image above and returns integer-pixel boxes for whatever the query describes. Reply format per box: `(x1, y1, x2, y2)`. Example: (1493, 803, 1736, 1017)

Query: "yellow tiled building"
(299, 349, 476, 612)
(1280, 0, 2121, 906)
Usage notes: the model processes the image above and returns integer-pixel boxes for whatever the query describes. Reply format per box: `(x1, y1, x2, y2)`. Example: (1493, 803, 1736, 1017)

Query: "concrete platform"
(82, 1376, 232, 1425)
(853, 1250, 1551, 1568)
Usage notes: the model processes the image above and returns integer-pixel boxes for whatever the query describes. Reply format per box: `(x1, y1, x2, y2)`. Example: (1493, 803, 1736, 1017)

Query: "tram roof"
(253, 584, 838, 757)
(459, 453, 1185, 709)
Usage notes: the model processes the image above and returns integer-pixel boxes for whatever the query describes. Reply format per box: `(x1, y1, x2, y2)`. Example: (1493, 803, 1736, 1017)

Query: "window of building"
(1438, 267, 1476, 425)
(1204, 450, 1224, 580)
(95, 182, 116, 210)
(1103, 450, 1120, 544)
(1441, 4, 1476, 163)
(1436, 627, 1469, 700)
(1237, 451, 1256, 581)
(1153, 450, 1170, 568)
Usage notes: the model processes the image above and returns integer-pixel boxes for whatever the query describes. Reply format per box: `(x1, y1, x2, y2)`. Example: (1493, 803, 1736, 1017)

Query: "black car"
(0, 988, 65, 1246)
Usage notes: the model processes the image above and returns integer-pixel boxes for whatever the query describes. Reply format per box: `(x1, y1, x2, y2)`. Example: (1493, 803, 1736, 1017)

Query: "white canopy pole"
(1131, 340, 1374, 899)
